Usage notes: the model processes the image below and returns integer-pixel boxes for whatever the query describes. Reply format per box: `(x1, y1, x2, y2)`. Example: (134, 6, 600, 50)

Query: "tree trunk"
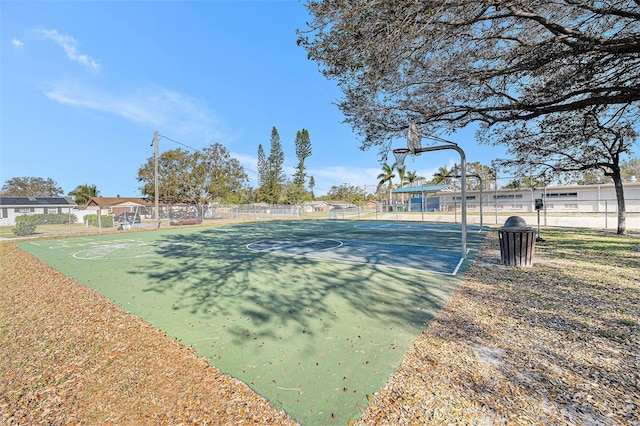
(611, 170, 627, 235)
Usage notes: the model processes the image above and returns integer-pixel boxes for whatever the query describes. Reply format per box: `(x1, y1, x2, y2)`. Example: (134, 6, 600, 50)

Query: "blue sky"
(1, 0, 504, 198)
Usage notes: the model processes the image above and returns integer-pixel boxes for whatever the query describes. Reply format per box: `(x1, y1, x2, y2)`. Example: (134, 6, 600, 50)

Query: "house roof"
(392, 184, 450, 194)
(324, 200, 356, 207)
(85, 197, 150, 207)
(0, 196, 77, 206)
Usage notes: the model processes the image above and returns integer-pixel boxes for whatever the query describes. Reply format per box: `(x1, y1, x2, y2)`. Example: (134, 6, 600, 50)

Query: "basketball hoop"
(392, 148, 411, 167)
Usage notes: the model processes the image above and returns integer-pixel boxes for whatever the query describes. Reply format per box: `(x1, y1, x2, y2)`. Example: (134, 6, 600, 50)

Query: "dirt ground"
(1, 227, 638, 425)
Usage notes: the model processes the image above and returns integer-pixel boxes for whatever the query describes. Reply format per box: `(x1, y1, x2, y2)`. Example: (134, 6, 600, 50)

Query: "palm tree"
(377, 162, 396, 210)
(403, 170, 424, 212)
(68, 184, 100, 205)
(395, 165, 408, 211)
(396, 165, 407, 188)
(431, 166, 453, 185)
(405, 170, 422, 187)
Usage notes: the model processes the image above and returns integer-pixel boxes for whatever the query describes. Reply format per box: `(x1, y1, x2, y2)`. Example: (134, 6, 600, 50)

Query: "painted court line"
(44, 237, 143, 250)
(71, 240, 199, 260)
(246, 237, 464, 275)
(353, 222, 467, 233)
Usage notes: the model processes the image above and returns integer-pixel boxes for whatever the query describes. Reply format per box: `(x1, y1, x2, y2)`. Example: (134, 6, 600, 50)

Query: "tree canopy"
(292, 129, 313, 203)
(137, 143, 248, 208)
(68, 184, 100, 205)
(323, 183, 364, 204)
(299, 1, 640, 152)
(258, 127, 286, 204)
(299, 0, 639, 233)
(1, 177, 63, 197)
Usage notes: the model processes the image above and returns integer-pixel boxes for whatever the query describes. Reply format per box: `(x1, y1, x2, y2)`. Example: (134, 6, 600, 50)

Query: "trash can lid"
(501, 215, 532, 230)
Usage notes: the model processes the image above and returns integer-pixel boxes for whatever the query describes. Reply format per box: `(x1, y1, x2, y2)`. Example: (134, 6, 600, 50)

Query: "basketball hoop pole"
(414, 144, 468, 259)
(153, 131, 160, 229)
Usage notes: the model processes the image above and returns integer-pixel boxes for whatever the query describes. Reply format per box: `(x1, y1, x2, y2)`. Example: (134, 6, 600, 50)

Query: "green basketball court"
(17, 219, 486, 425)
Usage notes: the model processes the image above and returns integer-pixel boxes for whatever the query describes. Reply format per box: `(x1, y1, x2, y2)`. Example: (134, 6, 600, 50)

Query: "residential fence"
(364, 197, 640, 230)
(7, 198, 637, 240)
(150, 198, 640, 226)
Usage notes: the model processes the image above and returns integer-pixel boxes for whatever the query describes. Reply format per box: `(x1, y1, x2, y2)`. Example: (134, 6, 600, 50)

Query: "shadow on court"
(18, 220, 486, 425)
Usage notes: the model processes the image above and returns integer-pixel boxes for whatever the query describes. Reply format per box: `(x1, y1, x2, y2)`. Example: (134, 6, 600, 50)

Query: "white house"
(83, 197, 151, 217)
(0, 196, 78, 226)
(392, 182, 640, 213)
(302, 201, 329, 213)
(439, 182, 640, 213)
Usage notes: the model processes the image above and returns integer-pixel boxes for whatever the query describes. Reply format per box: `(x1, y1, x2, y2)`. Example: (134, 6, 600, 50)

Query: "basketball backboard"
(407, 122, 422, 154)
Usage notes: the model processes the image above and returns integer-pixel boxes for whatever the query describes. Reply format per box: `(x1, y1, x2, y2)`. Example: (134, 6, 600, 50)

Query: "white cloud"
(45, 81, 225, 142)
(309, 165, 381, 193)
(308, 163, 453, 195)
(232, 152, 259, 177)
(12, 38, 24, 48)
(416, 166, 441, 182)
(35, 28, 100, 72)
(223, 156, 445, 196)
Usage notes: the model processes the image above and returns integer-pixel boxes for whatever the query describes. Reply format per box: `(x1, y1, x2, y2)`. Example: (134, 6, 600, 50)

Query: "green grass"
(541, 227, 640, 268)
(0, 223, 105, 238)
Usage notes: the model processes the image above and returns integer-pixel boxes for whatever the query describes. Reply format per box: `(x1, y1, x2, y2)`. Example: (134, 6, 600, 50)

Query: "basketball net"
(392, 123, 421, 167)
(392, 148, 411, 167)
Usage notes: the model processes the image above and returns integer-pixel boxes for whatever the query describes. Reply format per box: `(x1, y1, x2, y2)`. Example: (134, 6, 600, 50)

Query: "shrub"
(28, 213, 78, 225)
(84, 214, 114, 228)
(13, 215, 38, 236)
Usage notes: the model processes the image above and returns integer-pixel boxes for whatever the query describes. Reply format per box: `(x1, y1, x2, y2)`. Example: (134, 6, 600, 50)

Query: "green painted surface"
(17, 220, 485, 425)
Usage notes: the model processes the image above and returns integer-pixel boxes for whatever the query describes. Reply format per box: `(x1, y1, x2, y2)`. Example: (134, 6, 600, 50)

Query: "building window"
(43, 207, 49, 214)
(564, 203, 578, 209)
(14, 208, 34, 214)
(453, 196, 477, 201)
(1, 208, 7, 218)
(546, 192, 578, 198)
(493, 194, 523, 200)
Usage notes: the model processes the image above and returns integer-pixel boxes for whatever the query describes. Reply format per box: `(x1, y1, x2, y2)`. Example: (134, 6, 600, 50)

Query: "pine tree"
(308, 176, 315, 200)
(292, 129, 312, 203)
(257, 144, 267, 190)
(263, 127, 285, 204)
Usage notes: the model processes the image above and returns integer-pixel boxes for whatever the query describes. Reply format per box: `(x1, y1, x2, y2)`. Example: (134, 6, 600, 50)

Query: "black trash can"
(498, 216, 536, 267)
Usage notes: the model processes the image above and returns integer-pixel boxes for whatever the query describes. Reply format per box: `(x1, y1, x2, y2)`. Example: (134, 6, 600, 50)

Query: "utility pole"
(154, 131, 160, 228)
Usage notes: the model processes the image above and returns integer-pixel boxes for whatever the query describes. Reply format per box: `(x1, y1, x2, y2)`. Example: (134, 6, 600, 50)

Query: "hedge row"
(25, 213, 78, 225)
(84, 214, 114, 228)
